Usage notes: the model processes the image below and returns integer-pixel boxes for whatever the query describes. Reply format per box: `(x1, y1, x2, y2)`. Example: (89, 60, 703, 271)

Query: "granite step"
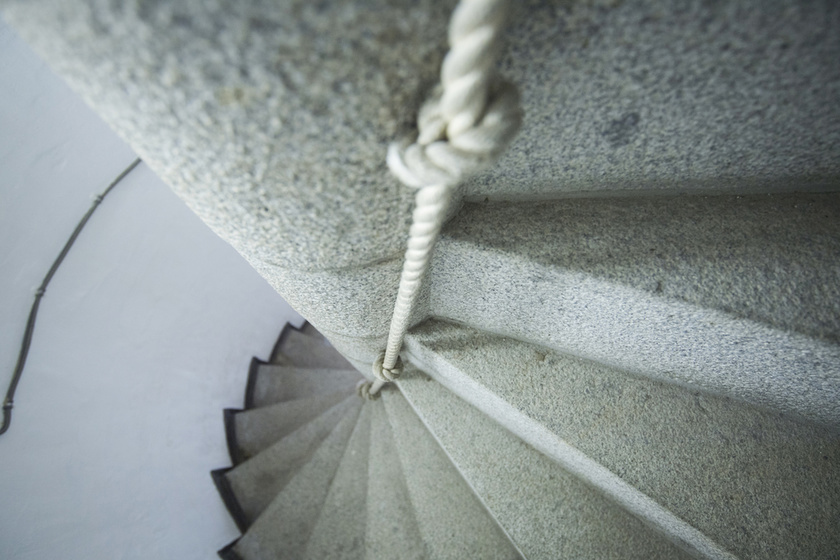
(227, 389, 352, 464)
(300, 321, 327, 342)
(405, 320, 840, 560)
(245, 363, 360, 409)
(364, 398, 426, 560)
(303, 403, 372, 560)
(382, 388, 521, 560)
(216, 396, 357, 529)
(270, 324, 353, 369)
(227, 398, 363, 560)
(396, 367, 694, 560)
(429, 193, 840, 429)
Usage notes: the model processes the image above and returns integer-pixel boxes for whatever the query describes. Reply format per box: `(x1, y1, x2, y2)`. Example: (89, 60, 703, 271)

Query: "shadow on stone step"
(217, 538, 243, 560)
(223, 408, 246, 465)
(211, 468, 250, 533)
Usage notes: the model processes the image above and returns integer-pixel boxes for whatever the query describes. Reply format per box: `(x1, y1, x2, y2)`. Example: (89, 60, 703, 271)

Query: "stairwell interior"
(2, 0, 838, 559)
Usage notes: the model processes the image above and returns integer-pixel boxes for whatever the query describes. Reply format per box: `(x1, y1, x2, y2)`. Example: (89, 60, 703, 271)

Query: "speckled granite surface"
(3, 0, 838, 273)
(428, 193, 840, 428)
(5, 4, 839, 555)
(405, 322, 840, 560)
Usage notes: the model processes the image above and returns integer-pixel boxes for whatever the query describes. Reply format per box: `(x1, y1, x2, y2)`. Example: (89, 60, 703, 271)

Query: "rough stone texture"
(263, 256, 410, 343)
(3, 0, 838, 378)
(475, 0, 840, 200)
(429, 194, 840, 428)
(3, 0, 838, 278)
(397, 367, 694, 560)
(405, 320, 840, 560)
(234, 390, 351, 460)
(276, 327, 355, 369)
(6, 2, 840, 556)
(225, 396, 355, 524)
(250, 365, 360, 407)
(299, 321, 327, 342)
(365, 399, 426, 560)
(442, 194, 840, 341)
(304, 404, 372, 560)
(382, 389, 521, 560)
(233, 398, 363, 560)
(1, 0, 450, 271)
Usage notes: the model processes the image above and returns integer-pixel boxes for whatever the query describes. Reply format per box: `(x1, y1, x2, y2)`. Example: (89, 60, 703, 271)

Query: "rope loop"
(356, 380, 381, 401)
(372, 352, 403, 382)
(387, 79, 521, 191)
(371, 0, 520, 398)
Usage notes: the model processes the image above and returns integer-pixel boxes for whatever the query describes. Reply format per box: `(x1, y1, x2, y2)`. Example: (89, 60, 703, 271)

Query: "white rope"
(356, 379, 381, 401)
(362, 0, 521, 398)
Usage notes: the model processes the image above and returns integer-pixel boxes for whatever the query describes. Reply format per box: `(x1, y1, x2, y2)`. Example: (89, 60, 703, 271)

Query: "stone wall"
(4, 0, 839, 369)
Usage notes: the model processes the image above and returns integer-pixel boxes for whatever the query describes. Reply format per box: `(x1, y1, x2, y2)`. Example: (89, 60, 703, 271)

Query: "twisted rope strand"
(361, 0, 521, 398)
(382, 184, 452, 372)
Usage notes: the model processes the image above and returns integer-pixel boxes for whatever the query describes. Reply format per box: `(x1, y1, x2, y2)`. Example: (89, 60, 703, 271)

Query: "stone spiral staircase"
(212, 293, 840, 560)
(211, 321, 695, 560)
(212, 323, 523, 559)
(4, 1, 839, 558)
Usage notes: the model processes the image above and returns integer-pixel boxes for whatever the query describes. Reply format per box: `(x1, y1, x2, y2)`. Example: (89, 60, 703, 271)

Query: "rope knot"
(371, 0, 520, 400)
(356, 380, 381, 401)
(372, 352, 403, 383)
(387, 80, 522, 190)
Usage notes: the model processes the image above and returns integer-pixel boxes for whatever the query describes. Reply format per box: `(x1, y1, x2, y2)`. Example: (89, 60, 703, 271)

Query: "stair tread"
(248, 364, 360, 408)
(382, 389, 520, 560)
(303, 403, 372, 560)
(269, 323, 304, 365)
(300, 321, 327, 342)
(431, 194, 840, 429)
(397, 368, 694, 560)
(231, 389, 353, 463)
(441, 194, 840, 342)
(268, 323, 328, 363)
(232, 397, 364, 560)
(365, 399, 426, 560)
(406, 321, 840, 560)
(271, 326, 353, 369)
(224, 395, 357, 526)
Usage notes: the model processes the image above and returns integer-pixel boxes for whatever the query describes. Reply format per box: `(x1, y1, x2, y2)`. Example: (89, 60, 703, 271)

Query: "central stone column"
(4, 0, 839, 369)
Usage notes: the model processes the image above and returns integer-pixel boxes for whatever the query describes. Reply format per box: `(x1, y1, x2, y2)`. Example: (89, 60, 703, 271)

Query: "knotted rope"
(360, 0, 521, 399)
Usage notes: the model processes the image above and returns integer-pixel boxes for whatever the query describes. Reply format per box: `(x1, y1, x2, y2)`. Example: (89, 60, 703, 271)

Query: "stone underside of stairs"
(4, 1, 836, 558)
(211, 323, 523, 560)
(212, 322, 840, 560)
